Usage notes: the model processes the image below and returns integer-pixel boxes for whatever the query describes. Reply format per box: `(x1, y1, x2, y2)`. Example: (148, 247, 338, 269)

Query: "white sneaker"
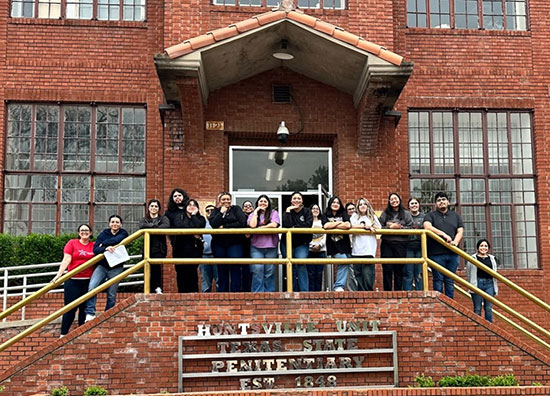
(334, 287, 345, 292)
(155, 287, 163, 294)
(85, 314, 95, 323)
(59, 334, 65, 339)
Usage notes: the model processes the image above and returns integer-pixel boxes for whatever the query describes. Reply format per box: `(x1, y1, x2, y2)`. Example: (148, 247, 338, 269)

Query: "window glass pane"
(410, 178, 456, 204)
(461, 206, 486, 253)
(96, 106, 120, 172)
(11, 0, 35, 17)
(3, 204, 29, 236)
(5, 174, 57, 202)
(38, 0, 61, 18)
(490, 205, 514, 268)
(34, 105, 59, 171)
(121, 205, 146, 233)
(32, 204, 57, 234)
(60, 204, 90, 234)
(458, 112, 483, 174)
(94, 176, 145, 203)
(64, 106, 91, 171)
(121, 108, 146, 173)
(232, 150, 329, 192)
(460, 178, 485, 203)
(94, 205, 119, 230)
(487, 112, 509, 174)
(98, 0, 120, 20)
(66, 0, 92, 19)
(430, 0, 450, 27)
(432, 112, 454, 173)
(123, 0, 145, 21)
(62, 175, 91, 202)
(483, 0, 504, 29)
(7, 104, 32, 170)
(408, 111, 431, 174)
(510, 112, 532, 174)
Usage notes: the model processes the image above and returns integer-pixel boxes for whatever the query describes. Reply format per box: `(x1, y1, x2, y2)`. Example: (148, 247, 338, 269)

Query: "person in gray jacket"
(467, 238, 498, 323)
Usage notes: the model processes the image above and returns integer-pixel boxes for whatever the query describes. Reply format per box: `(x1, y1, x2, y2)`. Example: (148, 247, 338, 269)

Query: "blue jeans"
(281, 242, 309, 292)
(307, 251, 326, 292)
(249, 246, 277, 292)
(404, 244, 423, 291)
(212, 242, 243, 292)
(472, 278, 495, 322)
(333, 253, 350, 290)
(352, 256, 375, 291)
(199, 255, 217, 292)
(431, 253, 459, 298)
(84, 265, 124, 316)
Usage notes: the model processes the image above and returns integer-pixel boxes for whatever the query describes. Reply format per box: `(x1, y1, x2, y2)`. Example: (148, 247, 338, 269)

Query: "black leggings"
(61, 278, 90, 335)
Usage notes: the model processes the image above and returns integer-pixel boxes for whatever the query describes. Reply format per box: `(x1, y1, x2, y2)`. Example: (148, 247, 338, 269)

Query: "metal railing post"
(286, 230, 293, 292)
(2, 269, 7, 322)
(143, 231, 151, 294)
(21, 277, 27, 321)
(421, 231, 429, 292)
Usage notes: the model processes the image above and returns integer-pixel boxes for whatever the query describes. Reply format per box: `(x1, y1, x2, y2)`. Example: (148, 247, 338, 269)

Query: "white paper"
(104, 245, 130, 268)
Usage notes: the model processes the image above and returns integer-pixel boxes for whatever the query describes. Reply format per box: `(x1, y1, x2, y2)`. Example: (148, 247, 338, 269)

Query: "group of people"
(53, 189, 499, 337)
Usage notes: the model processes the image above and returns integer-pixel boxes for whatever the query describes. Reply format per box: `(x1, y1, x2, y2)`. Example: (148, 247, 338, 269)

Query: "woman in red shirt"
(52, 224, 95, 337)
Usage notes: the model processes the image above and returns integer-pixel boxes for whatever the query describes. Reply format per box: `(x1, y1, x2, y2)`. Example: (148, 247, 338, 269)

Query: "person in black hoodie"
(139, 199, 170, 294)
(165, 189, 206, 292)
(84, 215, 129, 322)
(281, 191, 313, 292)
(209, 192, 247, 292)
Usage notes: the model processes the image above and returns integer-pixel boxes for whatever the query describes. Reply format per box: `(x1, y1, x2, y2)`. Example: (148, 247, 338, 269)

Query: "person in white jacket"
(466, 238, 498, 323)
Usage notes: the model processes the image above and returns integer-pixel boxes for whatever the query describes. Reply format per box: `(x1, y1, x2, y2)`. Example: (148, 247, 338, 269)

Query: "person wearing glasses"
(423, 192, 464, 298)
(84, 215, 129, 322)
(139, 199, 170, 294)
(199, 203, 217, 292)
(52, 224, 95, 337)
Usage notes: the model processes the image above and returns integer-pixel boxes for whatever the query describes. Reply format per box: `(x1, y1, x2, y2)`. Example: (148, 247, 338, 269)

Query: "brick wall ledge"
(0, 317, 60, 330)
(115, 387, 550, 395)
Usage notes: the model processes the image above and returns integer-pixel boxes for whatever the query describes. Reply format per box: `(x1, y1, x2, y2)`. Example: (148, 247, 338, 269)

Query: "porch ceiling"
(155, 18, 412, 109)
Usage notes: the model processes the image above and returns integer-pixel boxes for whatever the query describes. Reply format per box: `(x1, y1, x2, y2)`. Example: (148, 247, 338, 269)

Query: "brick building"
(0, 0, 548, 301)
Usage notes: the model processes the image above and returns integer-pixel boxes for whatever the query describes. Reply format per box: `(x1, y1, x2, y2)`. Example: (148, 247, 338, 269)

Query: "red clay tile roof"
(165, 10, 404, 66)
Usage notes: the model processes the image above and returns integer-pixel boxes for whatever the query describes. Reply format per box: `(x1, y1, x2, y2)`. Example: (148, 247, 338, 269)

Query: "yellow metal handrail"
(0, 227, 549, 353)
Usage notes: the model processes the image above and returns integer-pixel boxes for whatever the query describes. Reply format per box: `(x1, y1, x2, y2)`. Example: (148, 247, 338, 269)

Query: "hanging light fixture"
(273, 39, 294, 61)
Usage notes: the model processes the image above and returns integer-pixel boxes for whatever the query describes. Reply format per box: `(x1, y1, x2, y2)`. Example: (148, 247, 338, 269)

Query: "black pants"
(381, 240, 407, 291)
(174, 247, 200, 293)
(149, 251, 164, 291)
(61, 278, 90, 335)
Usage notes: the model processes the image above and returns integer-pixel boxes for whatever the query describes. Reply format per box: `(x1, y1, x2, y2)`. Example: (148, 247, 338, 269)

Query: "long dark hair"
(167, 188, 189, 212)
(325, 196, 346, 217)
(383, 192, 405, 220)
(186, 199, 200, 217)
(255, 194, 273, 225)
(146, 199, 162, 221)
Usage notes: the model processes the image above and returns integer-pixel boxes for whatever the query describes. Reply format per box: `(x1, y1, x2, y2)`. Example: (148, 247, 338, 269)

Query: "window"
(4, 103, 146, 235)
(11, 0, 145, 21)
(407, 0, 527, 30)
(408, 110, 537, 269)
(212, 0, 344, 9)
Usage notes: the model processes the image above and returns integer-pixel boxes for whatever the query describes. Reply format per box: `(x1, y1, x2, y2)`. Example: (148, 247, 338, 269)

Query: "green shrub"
(51, 386, 68, 396)
(0, 384, 5, 393)
(83, 386, 108, 395)
(437, 373, 518, 387)
(532, 382, 543, 386)
(414, 373, 435, 387)
(489, 374, 518, 386)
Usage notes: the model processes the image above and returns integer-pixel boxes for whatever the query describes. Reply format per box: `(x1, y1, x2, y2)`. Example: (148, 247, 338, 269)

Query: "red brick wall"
(1, 293, 549, 395)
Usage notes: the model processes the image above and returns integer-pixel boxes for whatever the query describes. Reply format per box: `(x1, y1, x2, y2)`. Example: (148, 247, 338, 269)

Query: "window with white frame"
(11, 0, 145, 21)
(212, 0, 344, 9)
(407, 0, 527, 30)
(408, 110, 537, 269)
(4, 103, 146, 235)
